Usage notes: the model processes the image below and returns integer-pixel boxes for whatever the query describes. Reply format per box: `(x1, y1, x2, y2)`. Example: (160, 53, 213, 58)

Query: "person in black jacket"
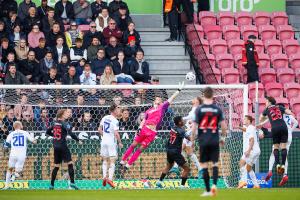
(105, 36, 123, 61)
(90, 47, 111, 80)
(57, 54, 71, 77)
(113, 4, 132, 32)
(82, 22, 104, 48)
(108, 0, 129, 16)
(91, 0, 107, 20)
(51, 35, 69, 63)
(45, 22, 66, 48)
(32, 37, 49, 61)
(129, 49, 150, 83)
(54, 0, 74, 25)
(42, 67, 61, 85)
(124, 36, 139, 61)
(4, 63, 29, 85)
(39, 51, 57, 82)
(0, 0, 18, 20)
(41, 7, 64, 34)
(62, 66, 80, 85)
(37, 0, 52, 18)
(18, 50, 40, 83)
(112, 50, 133, 84)
(5, 11, 22, 34)
(123, 22, 141, 46)
(23, 6, 42, 34)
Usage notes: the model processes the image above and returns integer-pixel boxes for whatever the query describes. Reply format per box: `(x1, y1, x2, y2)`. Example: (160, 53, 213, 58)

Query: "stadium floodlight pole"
(254, 81, 260, 173)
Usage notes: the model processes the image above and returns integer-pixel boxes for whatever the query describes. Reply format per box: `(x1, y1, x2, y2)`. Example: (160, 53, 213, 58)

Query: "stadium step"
(146, 55, 190, 62)
(158, 75, 196, 85)
(148, 60, 191, 71)
(140, 32, 171, 42)
(144, 46, 185, 56)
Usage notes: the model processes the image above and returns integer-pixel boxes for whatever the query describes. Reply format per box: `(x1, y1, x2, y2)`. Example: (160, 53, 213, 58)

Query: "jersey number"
(169, 131, 177, 144)
(199, 115, 218, 133)
(12, 135, 24, 147)
(53, 127, 62, 140)
(104, 121, 110, 134)
(270, 108, 282, 121)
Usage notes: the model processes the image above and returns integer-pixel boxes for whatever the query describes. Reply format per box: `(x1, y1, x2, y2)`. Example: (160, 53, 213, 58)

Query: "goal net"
(0, 84, 248, 189)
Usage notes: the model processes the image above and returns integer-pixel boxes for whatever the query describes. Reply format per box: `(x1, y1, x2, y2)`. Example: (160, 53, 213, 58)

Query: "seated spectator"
(129, 49, 150, 83)
(41, 7, 64, 34)
(87, 36, 102, 61)
(124, 36, 139, 60)
(112, 95, 122, 106)
(85, 88, 101, 103)
(123, 22, 141, 46)
(113, 4, 132, 32)
(51, 35, 69, 63)
(39, 51, 57, 82)
(91, 0, 107, 20)
(0, 0, 18, 21)
(17, 0, 36, 23)
(45, 22, 66, 47)
(80, 64, 96, 85)
(73, 0, 92, 25)
(6, 11, 21, 33)
(23, 6, 41, 34)
(2, 108, 17, 131)
(62, 65, 80, 84)
(91, 47, 111, 80)
(57, 54, 71, 77)
(105, 36, 123, 61)
(9, 24, 26, 47)
(77, 112, 97, 131)
(35, 108, 52, 131)
(112, 50, 133, 83)
(42, 67, 61, 85)
(100, 65, 116, 85)
(103, 19, 122, 44)
(32, 37, 48, 61)
(0, 38, 15, 64)
(109, 0, 129, 16)
(95, 6, 110, 32)
(18, 51, 40, 83)
(65, 21, 83, 48)
(1, 52, 17, 75)
(0, 21, 8, 41)
(14, 94, 33, 120)
(37, 0, 52, 18)
(82, 21, 104, 48)
(55, 0, 75, 25)
(70, 38, 87, 64)
(14, 38, 29, 61)
(27, 24, 45, 48)
(21, 111, 36, 131)
(75, 58, 86, 75)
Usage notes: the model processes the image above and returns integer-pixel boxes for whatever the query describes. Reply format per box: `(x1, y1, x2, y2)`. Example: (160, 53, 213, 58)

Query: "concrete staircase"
(138, 28, 194, 85)
(287, 0, 300, 40)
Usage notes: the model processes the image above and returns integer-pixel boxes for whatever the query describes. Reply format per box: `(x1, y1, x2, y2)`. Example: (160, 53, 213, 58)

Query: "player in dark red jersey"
(46, 109, 82, 190)
(156, 116, 191, 189)
(192, 87, 227, 197)
(258, 97, 293, 176)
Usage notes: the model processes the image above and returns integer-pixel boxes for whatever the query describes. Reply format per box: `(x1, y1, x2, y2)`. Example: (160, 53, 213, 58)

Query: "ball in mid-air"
(186, 72, 196, 81)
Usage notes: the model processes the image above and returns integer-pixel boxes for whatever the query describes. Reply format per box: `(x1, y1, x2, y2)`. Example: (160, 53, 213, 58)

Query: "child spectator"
(32, 37, 48, 61)
(70, 38, 87, 64)
(51, 35, 69, 63)
(57, 54, 71, 77)
(124, 36, 139, 60)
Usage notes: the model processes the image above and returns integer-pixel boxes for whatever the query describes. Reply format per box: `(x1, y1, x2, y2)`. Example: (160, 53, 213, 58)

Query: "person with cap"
(54, 0, 75, 25)
(65, 21, 83, 48)
(122, 22, 141, 46)
(113, 4, 132, 32)
(242, 35, 260, 83)
(164, 0, 181, 42)
(124, 36, 139, 61)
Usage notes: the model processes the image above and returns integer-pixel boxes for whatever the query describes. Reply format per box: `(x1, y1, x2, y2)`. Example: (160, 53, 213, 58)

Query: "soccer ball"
(185, 72, 196, 81)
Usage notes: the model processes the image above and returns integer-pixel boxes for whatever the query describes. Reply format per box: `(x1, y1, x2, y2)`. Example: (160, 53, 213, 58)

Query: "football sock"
(268, 152, 275, 171)
(159, 173, 167, 181)
(102, 160, 108, 178)
(127, 148, 142, 166)
(240, 166, 247, 182)
(181, 177, 188, 186)
(284, 158, 288, 175)
(281, 149, 287, 166)
(68, 164, 75, 184)
(202, 168, 210, 192)
(249, 170, 258, 186)
(212, 166, 218, 185)
(108, 163, 115, 181)
(122, 145, 135, 162)
(190, 154, 202, 171)
(51, 167, 59, 186)
(5, 170, 11, 186)
(273, 149, 280, 165)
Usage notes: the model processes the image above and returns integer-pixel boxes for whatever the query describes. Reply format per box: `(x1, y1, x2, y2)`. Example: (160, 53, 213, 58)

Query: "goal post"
(0, 84, 248, 189)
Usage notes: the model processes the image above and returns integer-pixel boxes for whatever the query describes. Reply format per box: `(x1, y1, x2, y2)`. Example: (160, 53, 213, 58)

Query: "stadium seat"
(241, 25, 259, 40)
(187, 24, 204, 45)
(254, 39, 264, 54)
(259, 67, 276, 84)
(282, 39, 300, 56)
(234, 54, 243, 69)
(199, 54, 216, 68)
(216, 53, 234, 69)
(264, 39, 283, 56)
(271, 54, 289, 69)
(228, 39, 244, 56)
(222, 68, 240, 84)
(296, 68, 300, 83)
(272, 12, 289, 27)
(254, 11, 271, 26)
(218, 11, 235, 27)
(223, 25, 241, 41)
(203, 25, 222, 41)
(277, 25, 295, 41)
(258, 25, 277, 41)
(284, 83, 300, 99)
(236, 12, 253, 27)
(257, 98, 267, 113)
(192, 38, 209, 55)
(234, 98, 253, 116)
(199, 11, 217, 26)
(64, 25, 70, 30)
(210, 39, 228, 55)
(277, 68, 296, 84)
(78, 25, 90, 32)
(248, 82, 265, 99)
(290, 98, 300, 114)
(297, 113, 300, 122)
(276, 97, 289, 108)
(205, 67, 221, 83)
(289, 53, 300, 70)
(265, 82, 283, 97)
(258, 53, 271, 68)
(238, 66, 247, 83)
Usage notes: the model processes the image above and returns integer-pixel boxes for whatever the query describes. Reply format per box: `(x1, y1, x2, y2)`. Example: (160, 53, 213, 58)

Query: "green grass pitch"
(1, 189, 300, 200)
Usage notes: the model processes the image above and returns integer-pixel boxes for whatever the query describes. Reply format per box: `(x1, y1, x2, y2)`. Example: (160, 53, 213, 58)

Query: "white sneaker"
(178, 185, 189, 189)
(201, 191, 212, 197)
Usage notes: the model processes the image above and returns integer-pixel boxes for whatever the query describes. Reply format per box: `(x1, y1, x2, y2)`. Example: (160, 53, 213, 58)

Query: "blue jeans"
(117, 77, 133, 84)
(75, 18, 90, 25)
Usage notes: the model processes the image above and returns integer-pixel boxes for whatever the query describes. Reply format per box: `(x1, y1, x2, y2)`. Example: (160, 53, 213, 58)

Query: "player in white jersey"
(98, 104, 123, 188)
(264, 103, 298, 186)
(3, 121, 37, 189)
(238, 115, 261, 189)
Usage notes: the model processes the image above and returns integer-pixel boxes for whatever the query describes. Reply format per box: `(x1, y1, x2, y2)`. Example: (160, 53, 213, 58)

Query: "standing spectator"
(57, 54, 70, 77)
(91, 47, 111, 80)
(73, 0, 92, 25)
(14, 94, 33, 120)
(105, 36, 123, 61)
(0, 21, 8, 41)
(91, 0, 107, 20)
(41, 7, 64, 34)
(124, 36, 139, 60)
(0, 0, 18, 20)
(0, 38, 14, 64)
(82, 21, 104, 48)
(23, 6, 41, 34)
(45, 22, 65, 48)
(18, 51, 40, 83)
(100, 65, 116, 85)
(77, 112, 97, 131)
(87, 37, 102, 61)
(80, 64, 96, 85)
(42, 67, 61, 85)
(112, 50, 133, 83)
(70, 38, 87, 63)
(27, 24, 45, 48)
(54, 0, 75, 25)
(103, 18, 122, 44)
(242, 35, 260, 83)
(129, 49, 150, 83)
(109, 0, 129, 16)
(164, 0, 180, 41)
(180, 0, 194, 23)
(197, 0, 210, 12)
(65, 21, 83, 48)
(95, 6, 111, 32)
(51, 35, 69, 63)
(62, 66, 80, 85)
(113, 4, 132, 32)
(5, 11, 21, 33)
(32, 37, 48, 61)
(123, 22, 141, 46)
(17, 0, 36, 23)
(2, 108, 17, 131)
(9, 24, 26, 47)
(14, 38, 29, 61)
(37, 0, 52, 18)
(39, 51, 57, 82)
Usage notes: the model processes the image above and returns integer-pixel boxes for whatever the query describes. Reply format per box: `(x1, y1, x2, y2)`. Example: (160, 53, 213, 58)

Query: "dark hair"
(102, 6, 109, 11)
(98, 47, 105, 53)
(174, 116, 183, 126)
(49, 67, 57, 71)
(196, 96, 203, 104)
(39, 37, 46, 42)
(75, 38, 83, 43)
(47, 7, 55, 12)
(277, 103, 285, 108)
(1, 38, 9, 43)
(266, 96, 276, 105)
(109, 103, 119, 113)
(56, 35, 64, 40)
(203, 87, 214, 99)
(135, 48, 144, 57)
(8, 63, 16, 69)
(245, 115, 254, 123)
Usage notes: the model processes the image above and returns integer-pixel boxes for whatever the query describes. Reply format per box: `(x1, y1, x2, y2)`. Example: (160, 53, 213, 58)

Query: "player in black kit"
(258, 96, 293, 175)
(156, 116, 191, 188)
(192, 87, 227, 197)
(46, 109, 82, 190)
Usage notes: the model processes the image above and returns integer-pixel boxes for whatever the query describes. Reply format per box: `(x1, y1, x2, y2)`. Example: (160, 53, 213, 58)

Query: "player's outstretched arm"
(257, 114, 268, 128)
(167, 81, 185, 104)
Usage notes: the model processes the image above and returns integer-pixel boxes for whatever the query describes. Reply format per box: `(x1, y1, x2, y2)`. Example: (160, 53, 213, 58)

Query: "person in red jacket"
(103, 18, 123, 44)
(242, 35, 260, 83)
